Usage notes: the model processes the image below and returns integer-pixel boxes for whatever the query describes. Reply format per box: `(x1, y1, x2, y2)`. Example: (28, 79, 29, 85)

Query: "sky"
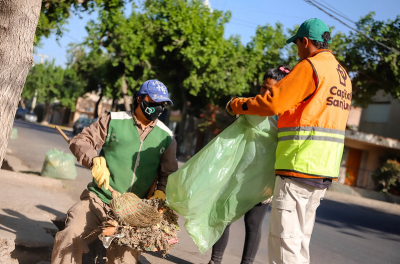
(35, 0, 400, 66)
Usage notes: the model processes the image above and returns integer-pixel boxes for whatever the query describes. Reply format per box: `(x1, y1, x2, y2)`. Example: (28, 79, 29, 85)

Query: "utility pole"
(31, 54, 49, 111)
(204, 0, 212, 11)
(36, 53, 49, 64)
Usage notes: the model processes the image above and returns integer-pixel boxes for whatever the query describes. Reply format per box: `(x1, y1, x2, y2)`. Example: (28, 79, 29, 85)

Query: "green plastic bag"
(41, 149, 77, 180)
(166, 115, 278, 253)
(9, 128, 18, 139)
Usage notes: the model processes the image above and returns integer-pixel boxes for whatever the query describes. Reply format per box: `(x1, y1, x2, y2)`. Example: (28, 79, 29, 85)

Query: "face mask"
(140, 100, 164, 121)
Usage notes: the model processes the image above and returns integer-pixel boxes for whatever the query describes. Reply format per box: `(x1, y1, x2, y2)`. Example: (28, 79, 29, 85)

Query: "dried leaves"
(103, 198, 179, 257)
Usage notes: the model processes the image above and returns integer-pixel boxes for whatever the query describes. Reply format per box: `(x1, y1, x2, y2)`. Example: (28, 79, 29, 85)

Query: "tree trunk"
(0, 0, 41, 166)
(194, 130, 205, 154)
(94, 92, 103, 119)
(121, 74, 131, 112)
(177, 100, 188, 155)
(20, 98, 26, 109)
(41, 101, 51, 125)
(111, 96, 117, 112)
(176, 69, 188, 156)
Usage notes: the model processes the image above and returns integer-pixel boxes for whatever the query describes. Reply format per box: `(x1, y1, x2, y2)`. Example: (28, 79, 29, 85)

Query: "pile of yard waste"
(99, 198, 179, 256)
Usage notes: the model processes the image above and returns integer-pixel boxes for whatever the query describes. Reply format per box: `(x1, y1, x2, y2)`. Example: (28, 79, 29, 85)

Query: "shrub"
(372, 158, 400, 195)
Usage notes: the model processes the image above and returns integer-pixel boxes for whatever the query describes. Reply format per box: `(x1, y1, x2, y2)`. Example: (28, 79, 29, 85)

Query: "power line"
(231, 18, 259, 26)
(229, 21, 256, 29)
(304, 0, 400, 54)
(63, 32, 80, 42)
(224, 3, 337, 23)
(319, 0, 356, 24)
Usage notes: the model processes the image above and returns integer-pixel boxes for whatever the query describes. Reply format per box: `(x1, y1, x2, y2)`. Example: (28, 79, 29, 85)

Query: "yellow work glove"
(151, 190, 166, 201)
(225, 97, 239, 116)
(90, 157, 110, 191)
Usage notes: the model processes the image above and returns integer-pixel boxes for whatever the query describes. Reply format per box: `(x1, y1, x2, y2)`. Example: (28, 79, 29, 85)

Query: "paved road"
(5, 120, 400, 264)
(6, 120, 92, 201)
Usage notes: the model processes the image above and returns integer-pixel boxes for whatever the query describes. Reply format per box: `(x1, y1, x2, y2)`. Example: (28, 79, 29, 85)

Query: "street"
(3, 120, 400, 264)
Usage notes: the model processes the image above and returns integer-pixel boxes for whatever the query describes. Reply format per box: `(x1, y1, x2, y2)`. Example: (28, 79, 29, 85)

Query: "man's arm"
(157, 139, 178, 193)
(69, 115, 110, 168)
(231, 59, 316, 116)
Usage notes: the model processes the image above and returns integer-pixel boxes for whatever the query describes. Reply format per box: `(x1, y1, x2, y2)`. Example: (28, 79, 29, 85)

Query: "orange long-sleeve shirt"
(231, 50, 326, 116)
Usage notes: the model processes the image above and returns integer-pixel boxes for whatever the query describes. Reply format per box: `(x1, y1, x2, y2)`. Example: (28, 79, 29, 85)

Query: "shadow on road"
(144, 251, 194, 264)
(0, 208, 57, 264)
(0, 205, 108, 264)
(316, 199, 400, 239)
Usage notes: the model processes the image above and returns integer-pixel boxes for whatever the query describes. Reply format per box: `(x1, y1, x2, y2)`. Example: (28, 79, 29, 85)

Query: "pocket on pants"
(269, 198, 296, 239)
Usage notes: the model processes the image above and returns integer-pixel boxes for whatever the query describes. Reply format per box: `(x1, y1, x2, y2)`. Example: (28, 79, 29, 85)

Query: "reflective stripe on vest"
(275, 126, 344, 179)
(278, 126, 345, 143)
(275, 50, 351, 179)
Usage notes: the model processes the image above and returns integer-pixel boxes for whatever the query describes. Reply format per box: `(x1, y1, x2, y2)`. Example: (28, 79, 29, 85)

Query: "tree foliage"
(36, 2, 400, 114)
(36, 0, 129, 44)
(372, 155, 400, 195)
(345, 13, 400, 107)
(22, 60, 84, 111)
(142, 0, 250, 112)
(245, 23, 287, 95)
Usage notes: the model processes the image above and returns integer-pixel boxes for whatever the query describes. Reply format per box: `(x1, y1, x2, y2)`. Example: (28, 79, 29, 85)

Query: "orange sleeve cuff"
(231, 96, 275, 116)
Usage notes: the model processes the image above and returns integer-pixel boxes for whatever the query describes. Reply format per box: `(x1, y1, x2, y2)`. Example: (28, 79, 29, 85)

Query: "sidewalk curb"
(325, 190, 400, 216)
(0, 169, 63, 190)
(328, 182, 400, 204)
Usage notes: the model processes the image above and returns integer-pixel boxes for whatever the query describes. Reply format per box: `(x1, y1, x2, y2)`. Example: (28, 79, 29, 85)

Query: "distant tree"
(67, 46, 114, 117)
(372, 154, 400, 195)
(59, 66, 87, 112)
(36, 0, 129, 44)
(22, 60, 80, 123)
(244, 23, 287, 96)
(143, 0, 251, 152)
(82, 5, 156, 112)
(344, 13, 400, 107)
(0, 0, 130, 167)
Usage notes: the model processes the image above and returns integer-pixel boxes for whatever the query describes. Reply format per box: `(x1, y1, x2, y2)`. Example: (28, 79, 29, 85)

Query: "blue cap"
(137, 80, 173, 106)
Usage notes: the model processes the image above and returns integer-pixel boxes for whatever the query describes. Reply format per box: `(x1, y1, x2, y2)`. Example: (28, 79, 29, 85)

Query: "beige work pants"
(51, 190, 140, 264)
(268, 177, 326, 264)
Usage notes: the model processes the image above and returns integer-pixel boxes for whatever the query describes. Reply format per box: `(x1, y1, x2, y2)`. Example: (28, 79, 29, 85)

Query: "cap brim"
(148, 93, 173, 106)
(286, 35, 297, 44)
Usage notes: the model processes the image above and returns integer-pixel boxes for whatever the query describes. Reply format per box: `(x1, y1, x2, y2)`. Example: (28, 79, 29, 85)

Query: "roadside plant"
(372, 157, 400, 195)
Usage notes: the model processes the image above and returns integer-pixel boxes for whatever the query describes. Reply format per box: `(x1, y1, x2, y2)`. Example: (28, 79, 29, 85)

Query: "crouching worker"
(51, 80, 178, 264)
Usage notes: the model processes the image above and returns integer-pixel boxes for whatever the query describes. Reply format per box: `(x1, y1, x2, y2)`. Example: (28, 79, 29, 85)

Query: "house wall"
(65, 94, 112, 127)
(342, 137, 400, 190)
(338, 146, 349, 184)
(347, 106, 362, 128)
(359, 93, 400, 140)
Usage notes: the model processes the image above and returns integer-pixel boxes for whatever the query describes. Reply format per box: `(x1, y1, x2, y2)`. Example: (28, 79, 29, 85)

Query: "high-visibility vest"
(275, 50, 352, 179)
(88, 111, 173, 204)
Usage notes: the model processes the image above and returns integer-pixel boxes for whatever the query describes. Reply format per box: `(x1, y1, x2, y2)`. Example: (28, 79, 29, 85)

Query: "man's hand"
(151, 190, 166, 201)
(226, 97, 239, 116)
(90, 157, 110, 190)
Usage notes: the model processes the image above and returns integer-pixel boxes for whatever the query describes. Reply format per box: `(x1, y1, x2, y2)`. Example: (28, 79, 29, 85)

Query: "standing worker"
(226, 18, 352, 263)
(52, 80, 178, 264)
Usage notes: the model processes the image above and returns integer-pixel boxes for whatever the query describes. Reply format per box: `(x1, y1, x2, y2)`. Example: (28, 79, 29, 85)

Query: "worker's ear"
(303, 37, 310, 48)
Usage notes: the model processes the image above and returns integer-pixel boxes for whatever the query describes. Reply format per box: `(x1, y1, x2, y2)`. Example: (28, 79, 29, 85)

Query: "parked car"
(15, 107, 29, 119)
(22, 111, 38, 123)
(73, 118, 94, 134)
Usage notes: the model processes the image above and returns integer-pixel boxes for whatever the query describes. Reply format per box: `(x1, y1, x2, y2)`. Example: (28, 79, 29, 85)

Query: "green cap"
(286, 18, 332, 44)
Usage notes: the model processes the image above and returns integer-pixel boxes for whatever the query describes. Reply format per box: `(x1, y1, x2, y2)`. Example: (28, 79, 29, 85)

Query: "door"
(345, 148, 363, 187)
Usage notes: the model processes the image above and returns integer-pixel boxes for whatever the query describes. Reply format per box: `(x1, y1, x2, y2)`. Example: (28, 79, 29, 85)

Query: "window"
(363, 103, 391, 123)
